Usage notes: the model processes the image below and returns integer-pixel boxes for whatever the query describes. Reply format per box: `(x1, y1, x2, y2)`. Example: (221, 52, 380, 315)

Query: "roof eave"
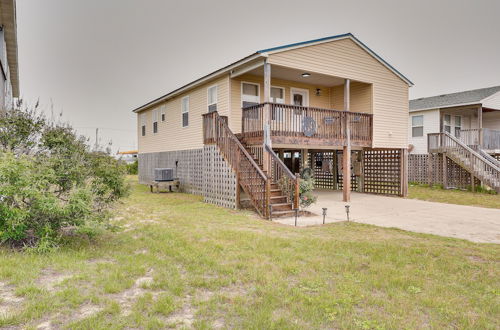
(0, 0, 19, 97)
(132, 52, 266, 113)
(409, 102, 483, 112)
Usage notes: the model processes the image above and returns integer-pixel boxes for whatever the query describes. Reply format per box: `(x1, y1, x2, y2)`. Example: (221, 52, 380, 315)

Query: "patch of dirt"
(37, 269, 72, 291)
(134, 249, 149, 255)
(467, 255, 486, 263)
(86, 258, 116, 265)
(0, 281, 24, 318)
(110, 268, 157, 315)
(164, 295, 195, 328)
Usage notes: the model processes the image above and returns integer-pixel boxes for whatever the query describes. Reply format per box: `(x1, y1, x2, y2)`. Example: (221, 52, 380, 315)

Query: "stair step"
(271, 210, 297, 218)
(270, 196, 287, 203)
(270, 189, 282, 197)
(270, 203, 293, 211)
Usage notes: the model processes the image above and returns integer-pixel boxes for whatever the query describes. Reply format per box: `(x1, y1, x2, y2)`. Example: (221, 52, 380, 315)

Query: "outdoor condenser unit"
(154, 168, 174, 182)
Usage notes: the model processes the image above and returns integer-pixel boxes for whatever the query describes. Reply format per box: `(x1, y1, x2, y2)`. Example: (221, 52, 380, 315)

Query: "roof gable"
(258, 33, 413, 86)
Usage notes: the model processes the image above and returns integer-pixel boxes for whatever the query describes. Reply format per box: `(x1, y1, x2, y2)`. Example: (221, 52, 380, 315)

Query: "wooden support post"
(279, 149, 284, 161)
(343, 79, 351, 202)
(262, 62, 271, 174)
(359, 150, 365, 193)
(478, 106, 483, 148)
(442, 153, 447, 189)
(301, 149, 308, 171)
(332, 151, 339, 190)
(400, 148, 408, 197)
(471, 174, 475, 192)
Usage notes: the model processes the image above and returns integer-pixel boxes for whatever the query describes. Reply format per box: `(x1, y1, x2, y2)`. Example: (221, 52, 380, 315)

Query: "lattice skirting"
(408, 154, 479, 190)
(202, 145, 237, 209)
(138, 147, 236, 208)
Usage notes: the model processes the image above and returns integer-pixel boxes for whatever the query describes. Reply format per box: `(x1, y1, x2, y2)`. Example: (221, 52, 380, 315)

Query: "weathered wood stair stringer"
(202, 112, 299, 218)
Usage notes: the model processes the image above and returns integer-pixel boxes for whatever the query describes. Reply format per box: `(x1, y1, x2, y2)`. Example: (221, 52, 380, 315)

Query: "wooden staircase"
(428, 132, 500, 193)
(203, 112, 299, 218)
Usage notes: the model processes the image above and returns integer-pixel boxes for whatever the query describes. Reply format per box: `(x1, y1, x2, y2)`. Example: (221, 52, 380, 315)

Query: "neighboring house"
(409, 86, 500, 154)
(117, 150, 138, 164)
(133, 33, 413, 218)
(408, 87, 500, 193)
(0, 0, 19, 111)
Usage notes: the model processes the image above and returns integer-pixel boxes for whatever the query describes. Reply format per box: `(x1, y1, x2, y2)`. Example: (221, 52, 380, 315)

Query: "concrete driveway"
(274, 190, 500, 243)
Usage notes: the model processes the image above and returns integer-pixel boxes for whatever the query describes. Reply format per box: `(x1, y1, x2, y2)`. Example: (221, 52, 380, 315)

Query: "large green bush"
(0, 105, 129, 250)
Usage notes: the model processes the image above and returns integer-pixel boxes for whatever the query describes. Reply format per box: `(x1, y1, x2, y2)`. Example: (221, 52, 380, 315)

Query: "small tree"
(0, 105, 129, 250)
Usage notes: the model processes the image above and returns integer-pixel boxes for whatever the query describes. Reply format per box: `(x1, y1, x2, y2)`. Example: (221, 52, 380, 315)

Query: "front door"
(290, 88, 310, 134)
(291, 88, 309, 107)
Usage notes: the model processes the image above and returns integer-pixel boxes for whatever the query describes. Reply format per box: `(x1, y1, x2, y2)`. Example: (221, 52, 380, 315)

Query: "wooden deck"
(240, 103, 373, 147)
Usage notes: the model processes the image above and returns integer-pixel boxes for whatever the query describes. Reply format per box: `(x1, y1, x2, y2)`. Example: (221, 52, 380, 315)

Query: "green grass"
(409, 184, 500, 209)
(0, 177, 499, 329)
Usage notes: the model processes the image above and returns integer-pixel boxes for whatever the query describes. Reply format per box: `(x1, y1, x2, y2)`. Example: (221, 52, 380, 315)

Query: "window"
(443, 114, 451, 134)
(181, 96, 189, 127)
(140, 113, 146, 136)
(152, 109, 159, 133)
(207, 85, 218, 112)
(271, 87, 284, 120)
(412, 115, 424, 137)
(241, 82, 260, 108)
(454, 116, 461, 137)
(160, 105, 166, 122)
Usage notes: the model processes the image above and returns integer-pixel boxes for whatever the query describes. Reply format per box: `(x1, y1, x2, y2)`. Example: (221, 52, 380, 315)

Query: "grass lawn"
(0, 177, 499, 329)
(409, 184, 500, 209)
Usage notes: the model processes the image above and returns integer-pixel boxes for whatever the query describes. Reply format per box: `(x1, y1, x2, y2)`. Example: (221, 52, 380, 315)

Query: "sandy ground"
(274, 190, 500, 243)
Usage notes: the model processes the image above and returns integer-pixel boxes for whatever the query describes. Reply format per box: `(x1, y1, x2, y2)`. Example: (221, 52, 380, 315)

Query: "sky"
(16, 0, 500, 153)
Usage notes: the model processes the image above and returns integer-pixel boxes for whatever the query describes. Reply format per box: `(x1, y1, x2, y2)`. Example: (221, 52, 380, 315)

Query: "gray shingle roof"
(410, 86, 500, 111)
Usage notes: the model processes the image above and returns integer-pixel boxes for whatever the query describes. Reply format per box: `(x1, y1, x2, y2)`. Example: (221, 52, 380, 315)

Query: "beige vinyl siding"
(267, 38, 409, 148)
(137, 75, 229, 154)
(230, 74, 333, 134)
(331, 81, 372, 113)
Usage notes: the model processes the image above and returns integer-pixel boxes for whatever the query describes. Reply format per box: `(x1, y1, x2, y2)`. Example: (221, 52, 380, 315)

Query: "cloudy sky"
(16, 0, 500, 152)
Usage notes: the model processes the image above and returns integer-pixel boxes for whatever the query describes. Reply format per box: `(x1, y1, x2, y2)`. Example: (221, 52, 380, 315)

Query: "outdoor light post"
(322, 208, 327, 224)
(345, 205, 350, 222)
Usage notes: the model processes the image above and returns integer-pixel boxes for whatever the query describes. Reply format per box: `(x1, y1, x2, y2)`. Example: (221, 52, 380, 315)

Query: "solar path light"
(322, 208, 327, 224)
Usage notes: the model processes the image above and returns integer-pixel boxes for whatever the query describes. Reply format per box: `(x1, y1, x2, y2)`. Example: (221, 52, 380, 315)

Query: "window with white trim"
(160, 105, 166, 122)
(207, 85, 218, 112)
(140, 113, 146, 136)
(454, 115, 461, 137)
(241, 82, 260, 108)
(182, 96, 189, 127)
(411, 115, 424, 137)
(443, 114, 451, 134)
(152, 109, 159, 133)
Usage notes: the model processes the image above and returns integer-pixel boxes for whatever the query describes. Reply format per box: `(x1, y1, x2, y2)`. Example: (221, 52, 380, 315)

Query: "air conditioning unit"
(154, 168, 174, 182)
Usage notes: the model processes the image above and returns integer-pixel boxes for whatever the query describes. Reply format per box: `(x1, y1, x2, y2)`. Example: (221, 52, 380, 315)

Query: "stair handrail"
(478, 148, 500, 168)
(208, 111, 270, 217)
(440, 131, 500, 172)
(264, 144, 300, 210)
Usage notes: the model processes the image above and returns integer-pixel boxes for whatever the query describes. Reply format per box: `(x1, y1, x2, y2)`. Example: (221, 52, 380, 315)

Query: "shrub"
(126, 160, 138, 175)
(0, 105, 129, 250)
(299, 168, 317, 209)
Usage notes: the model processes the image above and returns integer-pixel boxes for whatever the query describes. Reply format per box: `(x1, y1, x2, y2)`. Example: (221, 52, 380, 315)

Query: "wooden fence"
(408, 154, 479, 190)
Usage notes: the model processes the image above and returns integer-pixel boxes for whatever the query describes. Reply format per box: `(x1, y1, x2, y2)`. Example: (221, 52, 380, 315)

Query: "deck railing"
(203, 111, 270, 217)
(265, 145, 299, 210)
(459, 128, 500, 150)
(428, 132, 500, 192)
(241, 103, 372, 146)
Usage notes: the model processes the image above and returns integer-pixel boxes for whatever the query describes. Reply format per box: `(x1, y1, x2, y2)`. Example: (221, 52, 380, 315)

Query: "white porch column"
(342, 79, 351, 202)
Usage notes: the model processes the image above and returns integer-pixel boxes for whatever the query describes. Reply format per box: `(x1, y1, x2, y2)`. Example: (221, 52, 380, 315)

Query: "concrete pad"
(274, 190, 500, 243)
